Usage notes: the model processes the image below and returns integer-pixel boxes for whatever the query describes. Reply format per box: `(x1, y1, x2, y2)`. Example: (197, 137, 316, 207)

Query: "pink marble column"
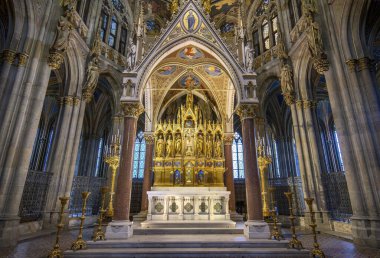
(224, 134, 236, 212)
(237, 104, 262, 221)
(114, 102, 143, 221)
(140, 133, 154, 212)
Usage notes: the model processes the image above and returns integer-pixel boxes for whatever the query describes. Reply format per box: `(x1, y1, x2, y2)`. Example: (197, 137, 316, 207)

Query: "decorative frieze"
(58, 96, 81, 106)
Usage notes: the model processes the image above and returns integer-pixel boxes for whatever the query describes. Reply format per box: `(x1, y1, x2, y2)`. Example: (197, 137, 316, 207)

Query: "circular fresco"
(205, 65, 222, 76)
(180, 74, 200, 89)
(157, 65, 176, 76)
(179, 47, 203, 60)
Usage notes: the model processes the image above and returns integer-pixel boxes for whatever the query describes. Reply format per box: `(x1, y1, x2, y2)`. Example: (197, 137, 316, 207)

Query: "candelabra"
(268, 187, 283, 240)
(71, 192, 91, 251)
(305, 198, 325, 258)
(104, 132, 121, 218)
(48, 196, 69, 258)
(93, 187, 109, 241)
(256, 137, 272, 217)
(284, 191, 303, 249)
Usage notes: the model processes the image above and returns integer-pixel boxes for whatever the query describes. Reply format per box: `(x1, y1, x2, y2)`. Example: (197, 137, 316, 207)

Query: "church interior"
(0, 0, 379, 257)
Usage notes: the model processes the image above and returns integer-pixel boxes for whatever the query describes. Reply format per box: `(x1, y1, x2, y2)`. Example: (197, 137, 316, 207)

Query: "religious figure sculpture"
(126, 38, 136, 70)
(156, 135, 164, 157)
(185, 131, 194, 156)
(206, 135, 212, 158)
(245, 81, 255, 99)
(197, 135, 204, 156)
(175, 134, 182, 155)
(244, 45, 254, 73)
(280, 64, 294, 94)
(83, 57, 99, 93)
(124, 80, 135, 97)
(187, 11, 196, 32)
(166, 135, 174, 157)
(51, 17, 73, 53)
(215, 136, 222, 158)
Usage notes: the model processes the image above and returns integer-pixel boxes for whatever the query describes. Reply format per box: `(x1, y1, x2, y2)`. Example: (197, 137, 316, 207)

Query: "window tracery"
(133, 131, 146, 179)
(232, 132, 244, 179)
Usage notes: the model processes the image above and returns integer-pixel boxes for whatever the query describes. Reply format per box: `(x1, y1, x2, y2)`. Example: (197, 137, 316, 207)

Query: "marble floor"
(1, 226, 379, 258)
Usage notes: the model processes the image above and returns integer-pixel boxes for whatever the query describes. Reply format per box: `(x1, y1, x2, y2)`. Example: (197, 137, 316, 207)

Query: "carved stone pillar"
(106, 101, 143, 239)
(141, 133, 154, 212)
(237, 103, 270, 239)
(223, 134, 236, 213)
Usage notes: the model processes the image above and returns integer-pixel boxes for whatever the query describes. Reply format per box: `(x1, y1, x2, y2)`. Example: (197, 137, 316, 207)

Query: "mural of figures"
(180, 74, 201, 89)
(179, 47, 203, 60)
(183, 10, 199, 32)
(205, 65, 223, 76)
(158, 65, 176, 76)
(210, 0, 238, 31)
(144, 0, 171, 35)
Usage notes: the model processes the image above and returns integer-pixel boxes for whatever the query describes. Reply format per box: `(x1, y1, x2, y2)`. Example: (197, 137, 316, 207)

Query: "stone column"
(106, 101, 143, 239)
(223, 133, 236, 213)
(140, 133, 154, 212)
(237, 103, 270, 239)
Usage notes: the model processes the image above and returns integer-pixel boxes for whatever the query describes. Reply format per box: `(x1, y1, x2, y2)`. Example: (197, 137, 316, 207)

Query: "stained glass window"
(271, 16, 278, 45)
(133, 131, 146, 179)
(119, 27, 128, 55)
(108, 15, 118, 48)
(100, 11, 108, 42)
(232, 132, 245, 179)
(262, 19, 270, 51)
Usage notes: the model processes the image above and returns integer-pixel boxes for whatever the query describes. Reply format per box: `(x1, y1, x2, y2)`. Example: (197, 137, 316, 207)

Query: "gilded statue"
(206, 135, 212, 158)
(156, 135, 164, 157)
(175, 134, 182, 155)
(215, 136, 222, 158)
(166, 135, 174, 157)
(197, 135, 204, 155)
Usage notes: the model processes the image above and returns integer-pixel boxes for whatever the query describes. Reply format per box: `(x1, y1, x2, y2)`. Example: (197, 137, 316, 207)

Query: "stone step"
(140, 220, 236, 229)
(65, 247, 309, 257)
(134, 228, 243, 235)
(86, 239, 290, 249)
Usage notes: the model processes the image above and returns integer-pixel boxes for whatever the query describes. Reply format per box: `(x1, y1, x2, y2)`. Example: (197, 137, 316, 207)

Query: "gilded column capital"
(2, 49, 17, 64)
(121, 102, 144, 118)
(16, 53, 29, 67)
(82, 88, 94, 103)
(296, 100, 303, 110)
(236, 103, 258, 120)
(144, 133, 155, 145)
(357, 57, 375, 72)
(58, 95, 80, 106)
(345, 59, 358, 72)
(223, 134, 234, 145)
(302, 100, 317, 109)
(48, 51, 65, 70)
(283, 92, 296, 106)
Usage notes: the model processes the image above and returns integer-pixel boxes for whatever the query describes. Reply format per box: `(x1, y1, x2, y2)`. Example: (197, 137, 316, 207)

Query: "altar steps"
(134, 227, 243, 235)
(64, 235, 310, 257)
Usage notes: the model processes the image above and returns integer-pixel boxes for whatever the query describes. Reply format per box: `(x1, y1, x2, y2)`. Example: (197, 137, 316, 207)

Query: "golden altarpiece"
(153, 91, 225, 187)
(143, 92, 234, 227)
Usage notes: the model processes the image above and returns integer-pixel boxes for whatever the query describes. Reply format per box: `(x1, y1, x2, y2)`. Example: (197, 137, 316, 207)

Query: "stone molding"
(57, 96, 81, 106)
(2, 49, 17, 64)
(296, 99, 317, 110)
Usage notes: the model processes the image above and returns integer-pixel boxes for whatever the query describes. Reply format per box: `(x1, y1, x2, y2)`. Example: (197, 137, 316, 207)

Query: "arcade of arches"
(0, 0, 380, 256)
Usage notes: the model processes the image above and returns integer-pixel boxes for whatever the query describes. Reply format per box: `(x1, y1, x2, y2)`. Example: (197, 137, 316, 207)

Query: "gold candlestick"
(104, 134, 121, 218)
(268, 187, 283, 240)
(284, 192, 303, 249)
(305, 198, 325, 258)
(48, 196, 69, 258)
(71, 192, 91, 251)
(258, 155, 272, 217)
(93, 187, 109, 241)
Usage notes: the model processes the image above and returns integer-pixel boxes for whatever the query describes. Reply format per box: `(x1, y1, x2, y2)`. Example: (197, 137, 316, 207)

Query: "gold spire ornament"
(257, 137, 272, 217)
(104, 132, 122, 218)
(48, 196, 70, 258)
(305, 198, 326, 258)
(268, 187, 283, 240)
(93, 187, 109, 241)
(284, 191, 304, 249)
(71, 192, 91, 251)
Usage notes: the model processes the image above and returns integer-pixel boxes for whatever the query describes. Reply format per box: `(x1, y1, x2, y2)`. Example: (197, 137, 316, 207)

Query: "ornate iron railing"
(69, 176, 107, 217)
(321, 171, 352, 221)
(19, 170, 53, 222)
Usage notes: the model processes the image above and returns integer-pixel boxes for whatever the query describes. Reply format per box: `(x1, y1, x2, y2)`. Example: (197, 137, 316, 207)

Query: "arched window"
(232, 132, 245, 179)
(133, 131, 146, 179)
(271, 16, 278, 45)
(100, 11, 109, 42)
(108, 15, 118, 48)
(119, 27, 128, 55)
(262, 19, 270, 51)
